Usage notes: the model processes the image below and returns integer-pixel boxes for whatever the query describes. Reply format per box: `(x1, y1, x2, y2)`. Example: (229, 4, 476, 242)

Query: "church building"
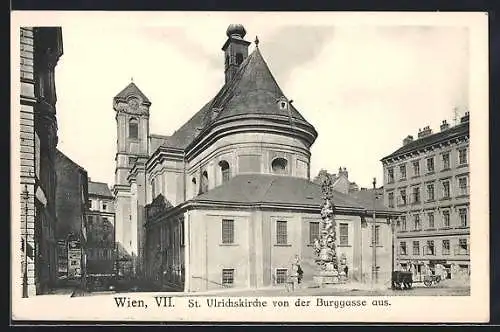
(113, 24, 398, 292)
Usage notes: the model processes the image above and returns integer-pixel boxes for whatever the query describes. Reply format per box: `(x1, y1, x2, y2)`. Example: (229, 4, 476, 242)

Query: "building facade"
(54, 149, 89, 284)
(19, 27, 63, 296)
(381, 114, 470, 281)
(112, 24, 398, 291)
(87, 181, 117, 276)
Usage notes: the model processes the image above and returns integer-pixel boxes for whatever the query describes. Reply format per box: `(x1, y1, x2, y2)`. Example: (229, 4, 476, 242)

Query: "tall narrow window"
(400, 216, 407, 231)
(458, 239, 468, 255)
(276, 221, 288, 245)
(412, 241, 420, 255)
(427, 212, 435, 229)
(459, 208, 468, 227)
(412, 186, 420, 204)
(458, 148, 468, 165)
(400, 242, 407, 255)
(442, 180, 450, 199)
(129, 118, 139, 139)
(201, 171, 209, 193)
(309, 222, 319, 244)
(339, 223, 349, 246)
(458, 177, 468, 196)
(219, 160, 230, 184)
(373, 225, 381, 245)
(221, 219, 234, 244)
(192, 177, 197, 196)
(413, 214, 421, 231)
(413, 161, 420, 176)
(442, 240, 450, 255)
(235, 53, 244, 65)
(427, 240, 435, 255)
(426, 157, 434, 173)
(388, 192, 394, 208)
(399, 164, 406, 180)
(442, 153, 450, 169)
(271, 158, 288, 175)
(399, 189, 407, 205)
(427, 183, 435, 201)
(387, 168, 394, 183)
(443, 210, 450, 228)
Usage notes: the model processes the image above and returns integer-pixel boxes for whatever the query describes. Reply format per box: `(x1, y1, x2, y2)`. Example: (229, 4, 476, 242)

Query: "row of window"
(87, 199, 110, 211)
(221, 220, 381, 247)
(220, 268, 294, 286)
(399, 238, 469, 256)
(387, 147, 468, 184)
(398, 207, 468, 231)
(387, 176, 468, 207)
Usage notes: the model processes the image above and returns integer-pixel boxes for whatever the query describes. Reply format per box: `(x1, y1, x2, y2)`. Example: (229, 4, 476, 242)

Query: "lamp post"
(371, 177, 378, 286)
(22, 185, 29, 298)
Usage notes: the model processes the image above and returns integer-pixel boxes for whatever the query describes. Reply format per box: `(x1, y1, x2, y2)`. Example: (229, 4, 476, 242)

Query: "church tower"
(222, 24, 251, 83)
(113, 81, 150, 277)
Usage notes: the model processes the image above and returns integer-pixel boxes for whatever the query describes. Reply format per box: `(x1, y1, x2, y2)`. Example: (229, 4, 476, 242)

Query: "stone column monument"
(312, 175, 340, 287)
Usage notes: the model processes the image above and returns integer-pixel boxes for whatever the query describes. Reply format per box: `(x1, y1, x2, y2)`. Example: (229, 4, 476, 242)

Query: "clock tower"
(112, 81, 151, 277)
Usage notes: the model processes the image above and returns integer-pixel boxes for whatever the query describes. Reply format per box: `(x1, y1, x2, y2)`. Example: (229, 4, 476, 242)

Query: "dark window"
(400, 242, 407, 255)
(399, 190, 407, 205)
(459, 177, 468, 195)
(222, 219, 234, 244)
(413, 241, 420, 255)
(442, 181, 450, 198)
(276, 269, 288, 284)
(426, 157, 434, 173)
(387, 168, 394, 183)
(129, 118, 138, 139)
(388, 192, 394, 208)
(222, 269, 234, 287)
(427, 240, 435, 255)
(459, 208, 468, 227)
(458, 148, 468, 165)
(339, 223, 349, 246)
(443, 210, 450, 227)
(459, 239, 468, 255)
(399, 164, 406, 180)
(276, 221, 287, 244)
(219, 160, 230, 184)
(427, 212, 435, 229)
(235, 53, 243, 65)
(309, 222, 319, 244)
(400, 216, 407, 231)
(413, 161, 420, 176)
(271, 158, 288, 175)
(412, 187, 420, 203)
(103, 203, 107, 211)
(413, 214, 421, 230)
(427, 183, 435, 201)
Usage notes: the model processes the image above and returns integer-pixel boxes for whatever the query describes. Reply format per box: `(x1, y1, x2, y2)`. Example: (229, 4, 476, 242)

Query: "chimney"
(418, 126, 432, 138)
(403, 135, 414, 146)
(440, 120, 450, 131)
(460, 111, 470, 124)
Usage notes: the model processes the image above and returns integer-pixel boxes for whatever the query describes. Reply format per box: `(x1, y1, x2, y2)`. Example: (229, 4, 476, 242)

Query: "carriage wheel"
(424, 280, 432, 287)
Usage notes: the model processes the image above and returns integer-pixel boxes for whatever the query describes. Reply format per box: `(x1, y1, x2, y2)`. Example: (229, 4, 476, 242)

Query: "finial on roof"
(131, 77, 134, 83)
(255, 35, 259, 47)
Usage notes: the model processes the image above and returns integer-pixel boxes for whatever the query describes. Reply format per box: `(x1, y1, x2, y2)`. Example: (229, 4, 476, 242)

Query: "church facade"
(113, 24, 398, 291)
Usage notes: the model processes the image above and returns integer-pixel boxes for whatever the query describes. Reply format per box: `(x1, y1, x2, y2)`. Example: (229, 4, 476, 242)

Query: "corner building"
(381, 114, 470, 281)
(114, 25, 398, 291)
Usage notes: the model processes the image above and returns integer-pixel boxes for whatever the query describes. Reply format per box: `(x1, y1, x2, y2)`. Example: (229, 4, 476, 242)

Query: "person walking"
(344, 265, 349, 278)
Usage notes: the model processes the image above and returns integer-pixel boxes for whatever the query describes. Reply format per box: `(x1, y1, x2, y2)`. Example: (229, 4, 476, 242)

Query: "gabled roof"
(164, 47, 316, 150)
(88, 181, 113, 198)
(114, 82, 151, 104)
(191, 174, 393, 213)
(381, 121, 469, 161)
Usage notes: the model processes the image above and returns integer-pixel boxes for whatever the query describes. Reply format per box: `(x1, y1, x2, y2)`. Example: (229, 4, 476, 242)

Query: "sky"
(53, 14, 470, 189)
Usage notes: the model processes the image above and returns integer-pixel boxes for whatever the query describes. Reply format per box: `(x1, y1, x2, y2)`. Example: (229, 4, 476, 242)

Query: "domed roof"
(226, 24, 246, 38)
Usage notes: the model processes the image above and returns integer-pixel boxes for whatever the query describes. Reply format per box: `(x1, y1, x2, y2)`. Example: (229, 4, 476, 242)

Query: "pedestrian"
(344, 265, 348, 278)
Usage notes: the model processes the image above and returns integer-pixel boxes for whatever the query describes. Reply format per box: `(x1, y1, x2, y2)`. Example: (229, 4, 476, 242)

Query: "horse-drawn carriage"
(391, 271, 441, 290)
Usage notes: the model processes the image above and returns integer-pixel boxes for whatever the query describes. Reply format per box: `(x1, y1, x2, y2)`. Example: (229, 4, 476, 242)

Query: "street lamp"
(22, 184, 29, 298)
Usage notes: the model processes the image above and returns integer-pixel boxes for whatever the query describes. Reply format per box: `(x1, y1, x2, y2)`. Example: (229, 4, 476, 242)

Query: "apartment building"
(381, 113, 470, 281)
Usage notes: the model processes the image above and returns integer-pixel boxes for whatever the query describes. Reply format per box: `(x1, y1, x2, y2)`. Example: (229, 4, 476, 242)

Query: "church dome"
(226, 24, 246, 38)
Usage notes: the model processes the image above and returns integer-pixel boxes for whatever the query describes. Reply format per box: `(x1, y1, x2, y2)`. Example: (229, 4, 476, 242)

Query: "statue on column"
(312, 174, 340, 286)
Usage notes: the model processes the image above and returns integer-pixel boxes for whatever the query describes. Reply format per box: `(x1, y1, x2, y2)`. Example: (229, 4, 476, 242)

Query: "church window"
(276, 220, 288, 245)
(129, 118, 138, 139)
(271, 158, 288, 175)
(201, 171, 209, 193)
(309, 221, 319, 244)
(221, 219, 234, 244)
(219, 160, 230, 184)
(235, 53, 243, 65)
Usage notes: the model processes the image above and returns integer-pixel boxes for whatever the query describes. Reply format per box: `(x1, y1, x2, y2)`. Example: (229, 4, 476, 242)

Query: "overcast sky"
(51, 13, 470, 188)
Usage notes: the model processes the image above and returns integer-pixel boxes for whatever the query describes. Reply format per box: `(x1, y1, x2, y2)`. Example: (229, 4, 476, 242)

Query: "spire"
(222, 24, 251, 84)
(255, 35, 259, 47)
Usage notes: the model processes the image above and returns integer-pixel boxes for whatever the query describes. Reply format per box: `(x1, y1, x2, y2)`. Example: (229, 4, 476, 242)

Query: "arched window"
(192, 177, 197, 196)
(129, 118, 138, 139)
(236, 53, 243, 65)
(272, 158, 288, 175)
(219, 160, 230, 184)
(201, 171, 209, 194)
